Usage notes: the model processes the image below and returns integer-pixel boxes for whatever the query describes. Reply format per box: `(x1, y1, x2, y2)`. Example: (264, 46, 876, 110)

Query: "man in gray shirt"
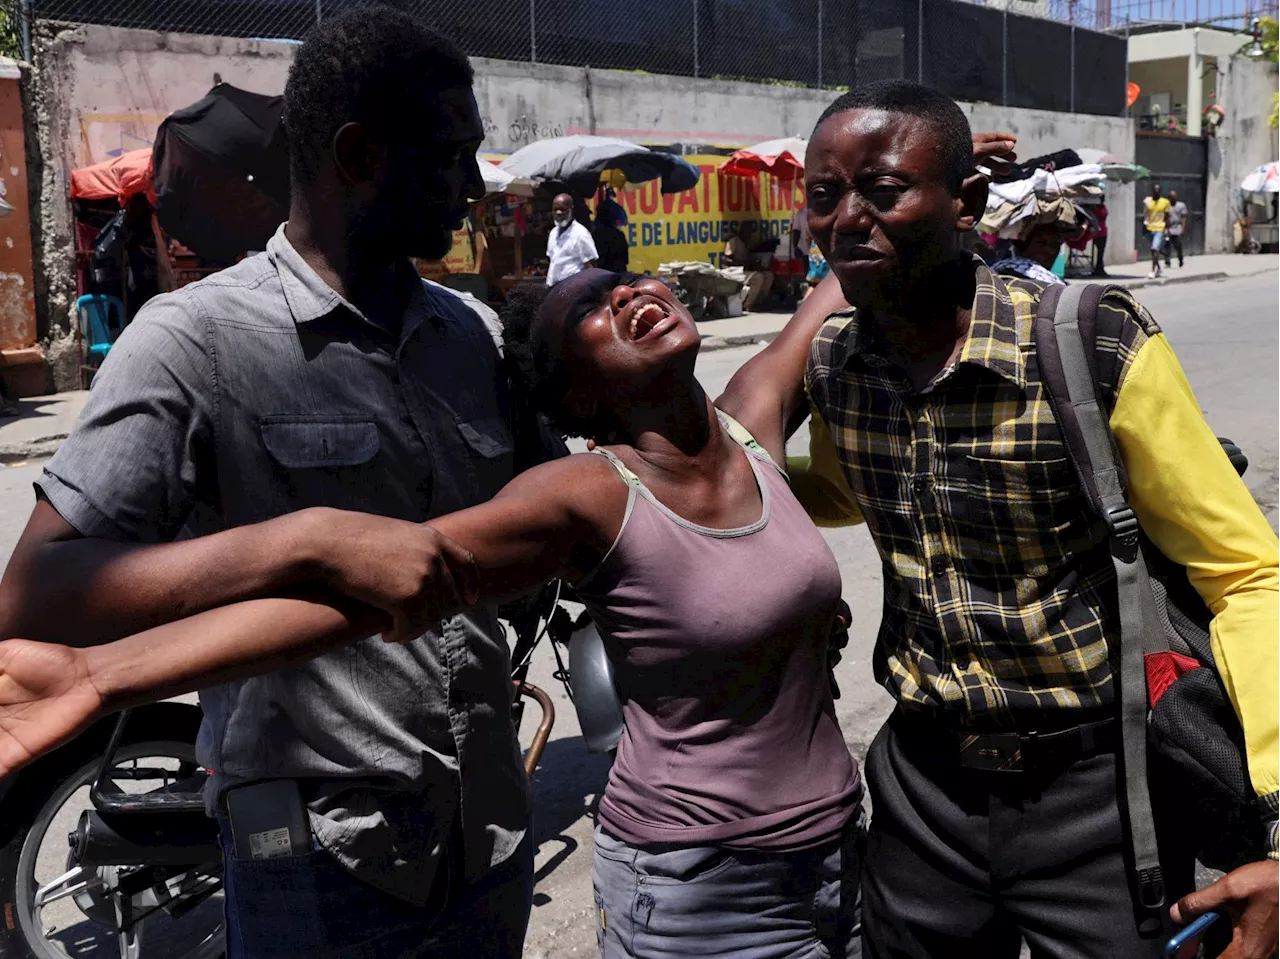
(0, 9, 552, 957)
(1164, 189, 1188, 268)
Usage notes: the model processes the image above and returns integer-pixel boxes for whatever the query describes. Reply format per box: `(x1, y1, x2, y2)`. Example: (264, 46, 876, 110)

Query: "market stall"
(69, 148, 159, 318)
(412, 158, 535, 301)
(717, 136, 809, 304)
(1238, 161, 1279, 253)
(489, 135, 703, 291)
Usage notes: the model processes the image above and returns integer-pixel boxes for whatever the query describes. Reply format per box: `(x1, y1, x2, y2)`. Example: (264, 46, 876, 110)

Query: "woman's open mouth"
(628, 300, 680, 341)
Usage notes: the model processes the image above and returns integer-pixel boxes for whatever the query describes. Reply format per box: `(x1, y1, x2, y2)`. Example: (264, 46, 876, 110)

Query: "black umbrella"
(152, 83, 289, 263)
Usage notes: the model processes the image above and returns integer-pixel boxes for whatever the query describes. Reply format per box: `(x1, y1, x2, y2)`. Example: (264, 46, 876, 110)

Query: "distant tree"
(0, 5, 20, 60)
(1263, 18, 1279, 129)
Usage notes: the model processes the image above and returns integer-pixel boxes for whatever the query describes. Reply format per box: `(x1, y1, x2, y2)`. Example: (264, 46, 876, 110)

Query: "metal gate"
(1134, 132, 1208, 258)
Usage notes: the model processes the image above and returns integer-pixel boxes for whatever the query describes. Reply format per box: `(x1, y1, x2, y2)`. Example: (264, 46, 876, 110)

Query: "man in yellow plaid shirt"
(723, 81, 1277, 958)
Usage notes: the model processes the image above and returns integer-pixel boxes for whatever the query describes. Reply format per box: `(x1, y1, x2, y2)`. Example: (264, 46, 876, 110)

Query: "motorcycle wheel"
(0, 702, 225, 959)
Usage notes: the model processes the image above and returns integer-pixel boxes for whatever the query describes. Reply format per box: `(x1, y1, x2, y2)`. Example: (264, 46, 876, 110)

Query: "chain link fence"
(14, 0, 1252, 116)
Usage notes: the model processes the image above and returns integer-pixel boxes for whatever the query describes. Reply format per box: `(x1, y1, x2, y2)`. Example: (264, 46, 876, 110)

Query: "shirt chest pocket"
(954, 454, 1090, 578)
(456, 417, 515, 504)
(260, 416, 382, 508)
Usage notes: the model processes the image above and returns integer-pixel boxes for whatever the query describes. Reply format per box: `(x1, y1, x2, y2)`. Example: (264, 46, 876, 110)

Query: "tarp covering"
(70, 148, 154, 205)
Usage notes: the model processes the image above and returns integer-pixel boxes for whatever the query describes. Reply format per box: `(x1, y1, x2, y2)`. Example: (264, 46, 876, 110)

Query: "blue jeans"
(219, 820, 533, 959)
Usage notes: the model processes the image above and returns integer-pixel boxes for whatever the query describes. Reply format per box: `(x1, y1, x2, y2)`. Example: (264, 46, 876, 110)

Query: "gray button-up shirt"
(40, 226, 533, 905)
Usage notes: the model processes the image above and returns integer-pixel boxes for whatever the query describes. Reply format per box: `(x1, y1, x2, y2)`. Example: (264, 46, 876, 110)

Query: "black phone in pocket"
(225, 780, 312, 861)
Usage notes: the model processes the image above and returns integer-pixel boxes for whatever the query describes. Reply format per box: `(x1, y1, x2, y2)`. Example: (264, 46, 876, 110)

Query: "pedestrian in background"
(546, 192, 598, 285)
(791, 203, 811, 266)
(804, 238, 830, 299)
(592, 205, 630, 273)
(1091, 201, 1109, 276)
(1165, 189, 1188, 268)
(990, 222, 1066, 286)
(724, 221, 774, 310)
(1144, 182, 1172, 278)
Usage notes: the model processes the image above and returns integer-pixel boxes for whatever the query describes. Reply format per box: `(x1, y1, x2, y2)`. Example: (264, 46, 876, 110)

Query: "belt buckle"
(958, 732, 1023, 772)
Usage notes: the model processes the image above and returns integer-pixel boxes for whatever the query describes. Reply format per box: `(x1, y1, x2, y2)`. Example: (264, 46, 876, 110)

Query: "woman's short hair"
(501, 283, 594, 439)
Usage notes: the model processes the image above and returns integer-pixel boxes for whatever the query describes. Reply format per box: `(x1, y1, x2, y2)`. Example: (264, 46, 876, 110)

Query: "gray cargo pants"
(590, 808, 864, 959)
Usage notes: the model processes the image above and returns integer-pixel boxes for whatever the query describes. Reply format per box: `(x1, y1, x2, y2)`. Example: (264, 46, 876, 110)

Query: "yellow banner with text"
(614, 156, 805, 274)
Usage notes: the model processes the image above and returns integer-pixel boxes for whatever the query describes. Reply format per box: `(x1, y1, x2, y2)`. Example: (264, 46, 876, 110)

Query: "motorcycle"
(0, 585, 622, 959)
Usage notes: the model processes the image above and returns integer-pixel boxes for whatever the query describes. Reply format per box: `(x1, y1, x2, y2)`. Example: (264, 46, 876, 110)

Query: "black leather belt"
(895, 709, 1119, 774)
(957, 720, 1117, 772)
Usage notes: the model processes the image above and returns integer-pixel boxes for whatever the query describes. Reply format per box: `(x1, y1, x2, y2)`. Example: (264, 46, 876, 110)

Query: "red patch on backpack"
(1145, 651, 1202, 707)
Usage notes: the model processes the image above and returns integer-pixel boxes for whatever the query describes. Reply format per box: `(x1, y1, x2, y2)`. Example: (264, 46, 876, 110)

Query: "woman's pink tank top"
(575, 417, 859, 851)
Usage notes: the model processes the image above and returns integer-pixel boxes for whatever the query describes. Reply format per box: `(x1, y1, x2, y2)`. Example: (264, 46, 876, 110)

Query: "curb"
(0, 434, 66, 465)
(1095, 270, 1228, 292)
(699, 331, 782, 352)
(699, 266, 1270, 350)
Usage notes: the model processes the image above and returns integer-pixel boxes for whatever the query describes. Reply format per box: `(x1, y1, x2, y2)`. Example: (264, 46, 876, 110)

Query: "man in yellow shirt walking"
(722, 81, 1278, 958)
(1144, 183, 1173, 279)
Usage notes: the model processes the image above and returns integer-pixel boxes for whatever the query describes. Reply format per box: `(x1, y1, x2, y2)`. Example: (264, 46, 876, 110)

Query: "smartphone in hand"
(1164, 911, 1226, 959)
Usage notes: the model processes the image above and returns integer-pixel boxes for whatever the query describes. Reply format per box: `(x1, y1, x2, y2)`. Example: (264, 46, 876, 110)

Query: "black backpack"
(1032, 283, 1271, 936)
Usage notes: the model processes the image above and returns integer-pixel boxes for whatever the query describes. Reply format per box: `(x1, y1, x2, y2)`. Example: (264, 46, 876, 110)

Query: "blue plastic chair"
(76, 293, 125, 360)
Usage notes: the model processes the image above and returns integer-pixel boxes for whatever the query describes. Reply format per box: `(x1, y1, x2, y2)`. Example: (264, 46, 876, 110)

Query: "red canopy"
(718, 137, 808, 181)
(719, 151, 805, 180)
(70, 148, 154, 205)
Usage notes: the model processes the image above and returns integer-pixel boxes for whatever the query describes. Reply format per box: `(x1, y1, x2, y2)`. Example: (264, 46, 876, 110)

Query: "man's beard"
(409, 222, 454, 261)
(353, 197, 457, 261)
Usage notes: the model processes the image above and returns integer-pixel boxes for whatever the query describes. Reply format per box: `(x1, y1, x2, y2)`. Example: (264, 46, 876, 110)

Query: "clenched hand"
(0, 639, 101, 779)
(303, 508, 482, 643)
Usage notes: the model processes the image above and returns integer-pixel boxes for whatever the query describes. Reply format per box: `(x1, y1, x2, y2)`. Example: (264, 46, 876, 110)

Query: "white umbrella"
(499, 135, 699, 194)
(1076, 147, 1121, 165)
(477, 157, 534, 197)
(1240, 161, 1280, 194)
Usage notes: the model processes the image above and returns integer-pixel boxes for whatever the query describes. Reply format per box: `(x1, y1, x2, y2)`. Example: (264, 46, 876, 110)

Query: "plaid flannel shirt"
(805, 259, 1152, 721)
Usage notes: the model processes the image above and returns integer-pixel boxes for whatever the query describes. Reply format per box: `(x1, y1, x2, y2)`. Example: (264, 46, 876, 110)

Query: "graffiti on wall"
(479, 113, 569, 151)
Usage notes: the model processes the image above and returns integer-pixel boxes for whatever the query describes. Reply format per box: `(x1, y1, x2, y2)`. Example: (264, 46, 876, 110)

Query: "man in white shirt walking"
(546, 193, 598, 284)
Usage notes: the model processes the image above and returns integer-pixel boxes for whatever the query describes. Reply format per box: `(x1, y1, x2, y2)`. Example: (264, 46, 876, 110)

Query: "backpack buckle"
(1105, 505, 1140, 559)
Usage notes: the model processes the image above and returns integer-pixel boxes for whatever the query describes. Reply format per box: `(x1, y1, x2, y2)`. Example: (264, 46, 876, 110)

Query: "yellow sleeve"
(1110, 333, 1279, 804)
(784, 391, 865, 528)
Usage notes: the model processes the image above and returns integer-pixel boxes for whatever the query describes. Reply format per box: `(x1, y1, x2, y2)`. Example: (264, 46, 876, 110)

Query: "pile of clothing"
(978, 149, 1105, 241)
(657, 260, 746, 319)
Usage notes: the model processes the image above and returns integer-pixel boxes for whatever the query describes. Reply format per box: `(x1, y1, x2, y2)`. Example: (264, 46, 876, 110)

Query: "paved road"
(0, 271, 1274, 958)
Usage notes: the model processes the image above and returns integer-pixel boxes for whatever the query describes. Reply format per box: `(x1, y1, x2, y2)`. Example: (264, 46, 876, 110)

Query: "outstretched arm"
(0, 454, 626, 778)
(716, 274, 848, 465)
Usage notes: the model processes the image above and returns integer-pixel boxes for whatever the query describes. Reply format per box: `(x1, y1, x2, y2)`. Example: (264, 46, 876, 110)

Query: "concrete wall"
(1205, 53, 1280, 254)
(1128, 26, 1242, 64)
(28, 23, 294, 389)
(450, 58, 1136, 263)
(1129, 56, 1218, 122)
(29, 23, 1139, 386)
(0, 59, 41, 399)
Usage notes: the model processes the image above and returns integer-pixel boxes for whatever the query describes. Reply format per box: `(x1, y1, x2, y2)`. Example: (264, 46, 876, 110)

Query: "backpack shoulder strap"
(1032, 282, 1171, 936)
(1032, 283, 1117, 516)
